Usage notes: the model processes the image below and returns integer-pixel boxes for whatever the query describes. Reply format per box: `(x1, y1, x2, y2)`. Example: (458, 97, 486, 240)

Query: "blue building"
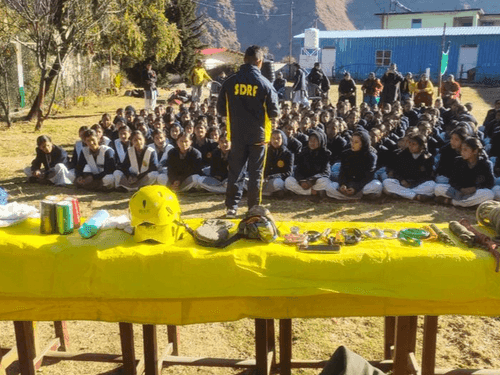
(293, 27, 500, 82)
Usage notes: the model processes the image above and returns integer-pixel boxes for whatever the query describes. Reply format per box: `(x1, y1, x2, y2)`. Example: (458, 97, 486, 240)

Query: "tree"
(163, 0, 205, 77)
(122, 0, 203, 88)
(0, 4, 16, 127)
(101, 0, 181, 88)
(2, 0, 181, 130)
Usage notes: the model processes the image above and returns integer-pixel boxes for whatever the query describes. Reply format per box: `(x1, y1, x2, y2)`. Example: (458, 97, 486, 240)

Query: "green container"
(56, 201, 74, 235)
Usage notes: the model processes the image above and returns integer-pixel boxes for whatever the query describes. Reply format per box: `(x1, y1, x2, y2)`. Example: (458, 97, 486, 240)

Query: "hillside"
(197, 0, 500, 60)
(197, 0, 355, 61)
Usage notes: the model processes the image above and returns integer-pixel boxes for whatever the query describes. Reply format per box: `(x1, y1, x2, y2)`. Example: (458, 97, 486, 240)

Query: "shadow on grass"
(470, 85, 500, 109)
(1, 178, 477, 223)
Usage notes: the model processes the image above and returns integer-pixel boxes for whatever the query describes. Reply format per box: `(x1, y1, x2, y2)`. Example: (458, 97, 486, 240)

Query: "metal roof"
(374, 8, 484, 16)
(294, 26, 500, 39)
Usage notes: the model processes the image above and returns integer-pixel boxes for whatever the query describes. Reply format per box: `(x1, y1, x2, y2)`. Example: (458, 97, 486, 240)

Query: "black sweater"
(449, 155, 494, 190)
(166, 147, 202, 183)
(338, 148, 377, 193)
(390, 148, 434, 188)
(265, 145, 294, 180)
(31, 145, 68, 172)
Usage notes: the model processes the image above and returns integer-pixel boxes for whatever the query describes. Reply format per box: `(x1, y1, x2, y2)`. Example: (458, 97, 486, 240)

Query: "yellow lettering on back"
(253, 85, 258, 97)
(247, 84, 253, 96)
(240, 84, 247, 95)
(234, 84, 239, 95)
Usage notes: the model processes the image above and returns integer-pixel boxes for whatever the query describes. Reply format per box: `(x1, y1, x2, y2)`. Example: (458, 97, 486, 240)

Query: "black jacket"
(294, 130, 331, 181)
(166, 147, 202, 183)
(209, 148, 230, 181)
(338, 147, 377, 193)
(193, 138, 218, 167)
(450, 155, 494, 190)
(31, 145, 68, 172)
(217, 64, 280, 145)
(390, 148, 434, 188)
(265, 145, 294, 180)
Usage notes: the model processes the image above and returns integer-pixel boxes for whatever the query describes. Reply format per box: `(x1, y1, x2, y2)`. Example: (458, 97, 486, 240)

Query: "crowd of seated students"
(25, 87, 500, 208)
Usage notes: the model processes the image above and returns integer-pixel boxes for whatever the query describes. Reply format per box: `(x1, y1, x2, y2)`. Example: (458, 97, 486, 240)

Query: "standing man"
(217, 45, 280, 218)
(361, 72, 383, 107)
(292, 63, 309, 107)
(142, 63, 157, 112)
(190, 59, 212, 103)
(380, 63, 403, 105)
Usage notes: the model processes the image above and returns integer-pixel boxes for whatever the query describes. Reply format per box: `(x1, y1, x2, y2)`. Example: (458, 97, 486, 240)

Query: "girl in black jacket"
(285, 130, 331, 196)
(325, 131, 382, 200)
(262, 130, 294, 197)
(383, 134, 436, 201)
(25, 135, 74, 186)
(435, 137, 494, 207)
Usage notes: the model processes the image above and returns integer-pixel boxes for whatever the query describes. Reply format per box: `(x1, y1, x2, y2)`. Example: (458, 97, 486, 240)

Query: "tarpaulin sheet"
(0, 219, 499, 325)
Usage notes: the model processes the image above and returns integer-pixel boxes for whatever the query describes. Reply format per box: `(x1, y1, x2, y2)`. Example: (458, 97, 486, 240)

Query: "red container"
(67, 196, 81, 229)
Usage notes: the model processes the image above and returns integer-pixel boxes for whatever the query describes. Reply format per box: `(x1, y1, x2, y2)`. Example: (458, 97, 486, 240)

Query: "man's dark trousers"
(225, 143, 267, 211)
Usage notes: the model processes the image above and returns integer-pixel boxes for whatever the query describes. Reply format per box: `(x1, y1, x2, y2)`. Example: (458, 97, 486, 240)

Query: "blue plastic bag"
(0, 188, 8, 205)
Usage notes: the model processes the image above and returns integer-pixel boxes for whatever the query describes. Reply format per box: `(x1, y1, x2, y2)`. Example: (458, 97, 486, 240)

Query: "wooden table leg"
(267, 319, 275, 368)
(255, 319, 274, 375)
(119, 323, 138, 375)
(393, 316, 413, 375)
(54, 321, 70, 352)
(143, 324, 159, 375)
(422, 316, 438, 375)
(279, 319, 292, 375)
(13, 322, 36, 375)
(384, 316, 396, 360)
(167, 325, 178, 356)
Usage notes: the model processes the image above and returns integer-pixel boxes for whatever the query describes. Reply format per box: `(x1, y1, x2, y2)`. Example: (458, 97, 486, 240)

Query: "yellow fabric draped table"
(0, 219, 499, 325)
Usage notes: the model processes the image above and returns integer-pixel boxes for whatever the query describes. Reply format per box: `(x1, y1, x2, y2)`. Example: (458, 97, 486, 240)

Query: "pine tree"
(162, 0, 206, 77)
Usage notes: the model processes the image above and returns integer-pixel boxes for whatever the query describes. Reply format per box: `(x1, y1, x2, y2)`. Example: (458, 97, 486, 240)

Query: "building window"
(411, 19, 422, 28)
(482, 21, 494, 26)
(375, 50, 392, 66)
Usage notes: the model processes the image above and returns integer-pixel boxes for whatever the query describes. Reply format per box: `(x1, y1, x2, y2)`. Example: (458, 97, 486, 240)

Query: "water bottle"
(78, 210, 110, 239)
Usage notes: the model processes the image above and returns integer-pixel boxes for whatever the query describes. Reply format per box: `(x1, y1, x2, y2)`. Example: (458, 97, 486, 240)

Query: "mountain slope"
(197, 0, 355, 60)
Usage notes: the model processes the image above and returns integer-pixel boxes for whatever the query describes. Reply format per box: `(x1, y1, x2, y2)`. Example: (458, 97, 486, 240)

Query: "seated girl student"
(163, 132, 202, 192)
(262, 130, 294, 197)
(114, 130, 159, 191)
(285, 130, 332, 196)
(192, 122, 217, 173)
(112, 125, 131, 165)
(25, 135, 74, 186)
(90, 124, 111, 146)
(435, 137, 494, 206)
(169, 123, 183, 145)
(198, 133, 231, 194)
(151, 129, 174, 185)
(383, 134, 436, 201)
(99, 113, 115, 140)
(282, 119, 303, 159)
(75, 129, 116, 191)
(434, 126, 469, 184)
(325, 130, 383, 200)
(70, 125, 89, 169)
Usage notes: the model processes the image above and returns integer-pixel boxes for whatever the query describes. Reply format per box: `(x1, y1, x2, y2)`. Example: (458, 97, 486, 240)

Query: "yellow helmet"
(129, 185, 183, 244)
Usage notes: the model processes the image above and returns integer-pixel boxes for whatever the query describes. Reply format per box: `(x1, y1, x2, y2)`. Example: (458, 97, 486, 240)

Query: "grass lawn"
(0, 84, 500, 374)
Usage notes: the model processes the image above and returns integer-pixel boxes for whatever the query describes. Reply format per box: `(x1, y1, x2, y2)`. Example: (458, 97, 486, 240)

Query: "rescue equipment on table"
(79, 210, 109, 239)
(284, 227, 340, 252)
(460, 219, 500, 272)
(40, 195, 81, 235)
(181, 206, 279, 248)
(397, 228, 430, 246)
(476, 200, 500, 239)
(129, 185, 184, 244)
(176, 219, 234, 247)
(427, 224, 456, 246)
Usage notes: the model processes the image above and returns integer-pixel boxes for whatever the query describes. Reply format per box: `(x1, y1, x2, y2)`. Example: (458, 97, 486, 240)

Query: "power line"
(193, 0, 291, 17)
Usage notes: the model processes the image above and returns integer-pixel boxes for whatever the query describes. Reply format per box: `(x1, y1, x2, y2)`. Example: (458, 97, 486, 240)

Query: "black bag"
(320, 346, 386, 375)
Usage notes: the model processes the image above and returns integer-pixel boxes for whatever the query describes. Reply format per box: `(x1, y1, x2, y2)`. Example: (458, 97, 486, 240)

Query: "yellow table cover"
(0, 219, 499, 325)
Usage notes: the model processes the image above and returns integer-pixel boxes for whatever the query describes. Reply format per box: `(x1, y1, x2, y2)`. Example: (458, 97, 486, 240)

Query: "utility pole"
(438, 23, 446, 97)
(288, 0, 294, 78)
